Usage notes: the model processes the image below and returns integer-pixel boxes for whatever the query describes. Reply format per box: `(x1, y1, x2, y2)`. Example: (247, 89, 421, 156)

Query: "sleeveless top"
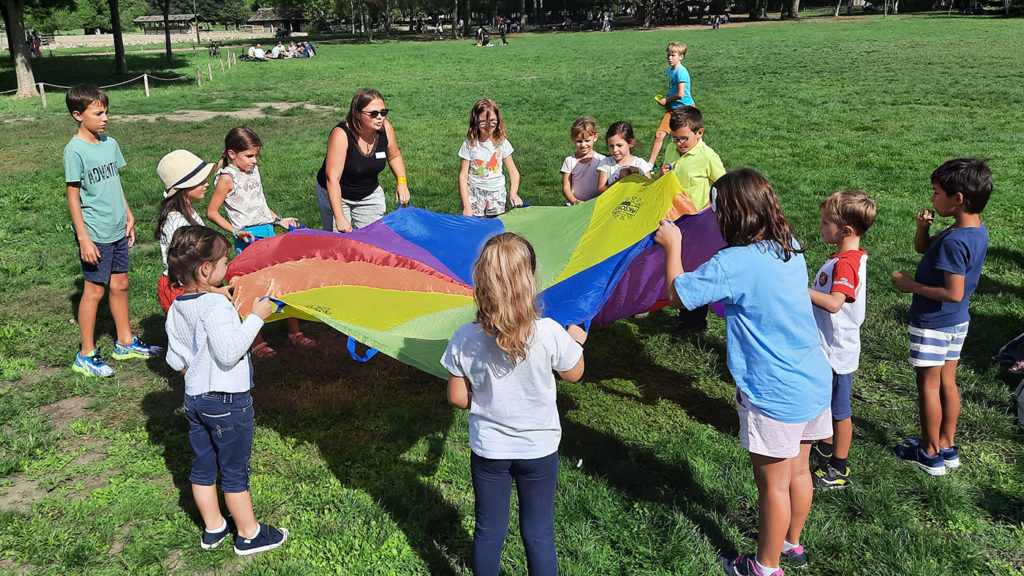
(316, 122, 389, 201)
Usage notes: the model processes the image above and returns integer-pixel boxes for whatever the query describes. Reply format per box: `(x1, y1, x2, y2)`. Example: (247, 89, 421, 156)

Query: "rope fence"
(2, 50, 239, 107)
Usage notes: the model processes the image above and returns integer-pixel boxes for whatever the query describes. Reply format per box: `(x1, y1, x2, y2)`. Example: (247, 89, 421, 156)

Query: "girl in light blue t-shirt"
(654, 168, 831, 576)
(442, 233, 585, 576)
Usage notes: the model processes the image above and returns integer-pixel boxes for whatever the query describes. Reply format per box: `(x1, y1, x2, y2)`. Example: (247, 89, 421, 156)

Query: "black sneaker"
(813, 464, 852, 489)
(810, 440, 834, 468)
(200, 517, 233, 550)
(234, 523, 288, 556)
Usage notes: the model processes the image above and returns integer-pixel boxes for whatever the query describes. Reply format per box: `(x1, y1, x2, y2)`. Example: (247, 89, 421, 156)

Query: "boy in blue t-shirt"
(64, 84, 162, 377)
(891, 158, 992, 475)
(648, 41, 695, 166)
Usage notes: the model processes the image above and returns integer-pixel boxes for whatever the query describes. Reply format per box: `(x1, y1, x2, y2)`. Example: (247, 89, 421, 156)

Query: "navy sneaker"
(721, 553, 784, 576)
(893, 443, 946, 476)
(905, 437, 960, 469)
(781, 544, 808, 568)
(234, 523, 288, 556)
(201, 517, 233, 550)
(813, 464, 852, 490)
(112, 337, 164, 360)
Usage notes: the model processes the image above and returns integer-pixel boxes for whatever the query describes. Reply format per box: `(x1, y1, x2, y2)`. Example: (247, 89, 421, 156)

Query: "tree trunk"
(351, 0, 356, 33)
(834, 0, 842, 16)
(790, 0, 800, 17)
(519, 0, 526, 30)
(1, 0, 38, 97)
(108, 0, 126, 74)
(361, 2, 373, 42)
(161, 0, 172, 63)
(465, 0, 471, 36)
(452, 0, 459, 39)
(385, 0, 391, 33)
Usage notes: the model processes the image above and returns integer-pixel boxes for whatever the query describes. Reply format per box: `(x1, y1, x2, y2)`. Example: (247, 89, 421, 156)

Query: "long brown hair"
(472, 233, 539, 363)
(713, 168, 804, 261)
(346, 88, 384, 134)
(219, 126, 262, 169)
(466, 98, 507, 146)
(154, 192, 201, 240)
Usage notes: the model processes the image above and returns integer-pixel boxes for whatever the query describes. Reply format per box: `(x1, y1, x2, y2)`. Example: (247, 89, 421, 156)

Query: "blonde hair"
(820, 190, 876, 236)
(571, 117, 599, 140)
(667, 42, 687, 57)
(472, 233, 539, 363)
(467, 98, 507, 146)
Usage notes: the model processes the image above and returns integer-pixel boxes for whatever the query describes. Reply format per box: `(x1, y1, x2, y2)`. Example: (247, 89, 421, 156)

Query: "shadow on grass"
(68, 285, 168, 350)
(0, 53, 193, 93)
(141, 324, 469, 574)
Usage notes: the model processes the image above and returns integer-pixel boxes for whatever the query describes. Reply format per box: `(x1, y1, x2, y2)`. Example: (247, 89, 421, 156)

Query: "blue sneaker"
(72, 349, 115, 377)
(721, 553, 784, 576)
(781, 544, 808, 568)
(112, 337, 164, 360)
(234, 523, 288, 556)
(201, 517, 233, 550)
(893, 443, 946, 476)
(905, 437, 960, 469)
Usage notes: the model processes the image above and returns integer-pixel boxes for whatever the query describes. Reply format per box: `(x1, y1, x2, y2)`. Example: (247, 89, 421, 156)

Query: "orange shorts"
(158, 274, 186, 313)
(657, 111, 672, 134)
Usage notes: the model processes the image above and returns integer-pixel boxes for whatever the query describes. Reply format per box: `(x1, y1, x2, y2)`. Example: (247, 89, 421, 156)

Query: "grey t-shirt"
(441, 318, 583, 460)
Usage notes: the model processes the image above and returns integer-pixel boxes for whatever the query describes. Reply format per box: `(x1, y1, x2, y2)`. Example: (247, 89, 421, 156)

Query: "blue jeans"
(185, 391, 254, 492)
(471, 451, 559, 576)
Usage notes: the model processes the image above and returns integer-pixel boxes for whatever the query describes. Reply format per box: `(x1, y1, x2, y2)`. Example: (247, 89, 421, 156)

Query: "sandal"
(1009, 360, 1024, 375)
(252, 341, 277, 358)
(289, 331, 317, 348)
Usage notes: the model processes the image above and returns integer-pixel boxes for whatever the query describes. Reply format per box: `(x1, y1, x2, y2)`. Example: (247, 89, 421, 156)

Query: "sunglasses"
(669, 134, 691, 144)
(361, 108, 390, 118)
(477, 119, 499, 127)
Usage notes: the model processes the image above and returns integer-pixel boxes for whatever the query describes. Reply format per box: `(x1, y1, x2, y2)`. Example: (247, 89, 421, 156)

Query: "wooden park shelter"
(133, 14, 197, 35)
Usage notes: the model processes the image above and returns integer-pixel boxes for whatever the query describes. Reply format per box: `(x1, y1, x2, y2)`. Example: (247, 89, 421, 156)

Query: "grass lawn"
(2, 14, 1024, 576)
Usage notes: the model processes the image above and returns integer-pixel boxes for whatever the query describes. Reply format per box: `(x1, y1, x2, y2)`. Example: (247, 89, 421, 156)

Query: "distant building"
(247, 8, 308, 35)
(134, 14, 197, 35)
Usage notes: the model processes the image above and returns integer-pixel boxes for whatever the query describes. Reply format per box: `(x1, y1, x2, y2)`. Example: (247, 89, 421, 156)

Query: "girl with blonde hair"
(442, 233, 586, 576)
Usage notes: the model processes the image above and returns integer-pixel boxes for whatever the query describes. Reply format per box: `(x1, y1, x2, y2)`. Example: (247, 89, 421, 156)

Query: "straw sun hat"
(157, 149, 216, 198)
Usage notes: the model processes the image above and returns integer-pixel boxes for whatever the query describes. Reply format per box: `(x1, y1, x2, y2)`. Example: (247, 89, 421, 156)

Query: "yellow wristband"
(397, 177, 408, 185)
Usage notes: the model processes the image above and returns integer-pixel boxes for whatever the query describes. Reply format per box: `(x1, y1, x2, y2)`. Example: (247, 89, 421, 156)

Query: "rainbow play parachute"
(226, 173, 725, 378)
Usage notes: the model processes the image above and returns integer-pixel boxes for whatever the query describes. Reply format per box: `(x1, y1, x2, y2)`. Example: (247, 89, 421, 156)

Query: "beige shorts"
(736, 390, 832, 459)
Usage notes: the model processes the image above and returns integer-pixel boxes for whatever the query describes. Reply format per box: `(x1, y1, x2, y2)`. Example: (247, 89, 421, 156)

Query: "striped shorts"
(908, 322, 969, 367)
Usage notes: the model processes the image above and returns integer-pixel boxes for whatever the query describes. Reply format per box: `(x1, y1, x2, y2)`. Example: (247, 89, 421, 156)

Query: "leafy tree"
(1, 0, 38, 96)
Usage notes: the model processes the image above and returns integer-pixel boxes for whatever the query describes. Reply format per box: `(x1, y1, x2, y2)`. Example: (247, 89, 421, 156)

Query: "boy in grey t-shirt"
(64, 84, 162, 377)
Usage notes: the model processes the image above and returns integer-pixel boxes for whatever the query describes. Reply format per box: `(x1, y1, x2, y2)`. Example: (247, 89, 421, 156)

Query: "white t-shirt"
(441, 318, 583, 460)
(597, 156, 653, 187)
(459, 138, 514, 192)
(561, 152, 606, 202)
(811, 249, 867, 374)
(159, 209, 203, 276)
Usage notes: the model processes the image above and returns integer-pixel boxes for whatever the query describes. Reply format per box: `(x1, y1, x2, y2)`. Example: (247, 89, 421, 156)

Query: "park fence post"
(197, 69, 202, 87)
(227, 56, 231, 69)
(144, 74, 150, 97)
(208, 63, 213, 81)
(220, 59, 224, 72)
(38, 83, 46, 108)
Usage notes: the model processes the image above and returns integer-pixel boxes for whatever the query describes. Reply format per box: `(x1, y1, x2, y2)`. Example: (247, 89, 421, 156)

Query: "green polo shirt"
(671, 139, 725, 211)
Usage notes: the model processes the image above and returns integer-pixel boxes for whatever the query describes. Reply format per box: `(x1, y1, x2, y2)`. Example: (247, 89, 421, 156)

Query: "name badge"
(375, 151, 387, 159)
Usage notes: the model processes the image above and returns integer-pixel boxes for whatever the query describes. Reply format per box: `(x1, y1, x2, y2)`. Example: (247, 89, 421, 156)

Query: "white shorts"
(737, 390, 832, 459)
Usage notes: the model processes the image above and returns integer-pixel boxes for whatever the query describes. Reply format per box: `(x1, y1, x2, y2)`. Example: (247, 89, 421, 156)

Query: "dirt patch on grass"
(117, 101, 341, 123)
(0, 475, 49, 513)
(39, 396, 90, 434)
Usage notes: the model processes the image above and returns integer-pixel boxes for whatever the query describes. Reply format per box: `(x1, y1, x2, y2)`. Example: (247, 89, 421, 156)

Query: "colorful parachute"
(226, 173, 725, 378)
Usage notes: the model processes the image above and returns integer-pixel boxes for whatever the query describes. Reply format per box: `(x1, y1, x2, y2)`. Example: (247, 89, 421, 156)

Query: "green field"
(2, 15, 1024, 575)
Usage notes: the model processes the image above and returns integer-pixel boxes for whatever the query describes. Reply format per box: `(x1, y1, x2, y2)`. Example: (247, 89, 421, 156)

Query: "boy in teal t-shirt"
(64, 84, 162, 377)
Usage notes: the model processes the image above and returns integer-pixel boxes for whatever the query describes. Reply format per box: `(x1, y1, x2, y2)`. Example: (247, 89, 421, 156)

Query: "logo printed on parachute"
(612, 196, 644, 221)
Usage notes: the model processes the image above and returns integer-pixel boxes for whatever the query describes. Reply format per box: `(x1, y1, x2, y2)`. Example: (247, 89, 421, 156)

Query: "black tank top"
(316, 122, 389, 201)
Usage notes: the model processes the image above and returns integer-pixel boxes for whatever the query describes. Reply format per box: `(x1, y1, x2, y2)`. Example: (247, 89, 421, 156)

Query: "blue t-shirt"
(675, 241, 830, 422)
(909, 225, 988, 328)
(668, 64, 694, 109)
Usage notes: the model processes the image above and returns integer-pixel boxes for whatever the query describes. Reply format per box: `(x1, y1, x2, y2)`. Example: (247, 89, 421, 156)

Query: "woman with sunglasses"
(316, 88, 411, 233)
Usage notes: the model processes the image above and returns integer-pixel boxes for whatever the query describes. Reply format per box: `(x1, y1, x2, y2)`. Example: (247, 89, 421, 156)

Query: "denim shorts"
(185, 391, 254, 492)
(831, 371, 854, 420)
(77, 234, 130, 284)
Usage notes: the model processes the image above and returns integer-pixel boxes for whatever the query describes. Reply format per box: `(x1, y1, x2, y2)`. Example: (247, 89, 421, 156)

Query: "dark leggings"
(470, 451, 559, 576)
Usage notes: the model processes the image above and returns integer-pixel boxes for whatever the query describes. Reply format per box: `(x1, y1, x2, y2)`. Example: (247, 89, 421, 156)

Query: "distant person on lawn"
(316, 88, 411, 232)
(164, 225, 288, 557)
(63, 84, 163, 378)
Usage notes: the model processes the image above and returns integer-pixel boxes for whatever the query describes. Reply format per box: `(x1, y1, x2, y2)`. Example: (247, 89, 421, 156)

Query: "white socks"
(782, 539, 799, 552)
(205, 518, 227, 534)
(755, 557, 778, 576)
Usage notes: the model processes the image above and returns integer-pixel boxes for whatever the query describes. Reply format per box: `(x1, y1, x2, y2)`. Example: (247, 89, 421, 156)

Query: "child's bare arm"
(809, 289, 846, 313)
(505, 155, 522, 206)
(597, 170, 611, 193)
(207, 174, 251, 242)
(458, 159, 473, 216)
(562, 172, 580, 204)
(67, 183, 100, 265)
(558, 355, 585, 383)
(447, 374, 471, 408)
(654, 220, 684, 308)
(123, 193, 135, 247)
(892, 270, 965, 303)
(914, 210, 934, 254)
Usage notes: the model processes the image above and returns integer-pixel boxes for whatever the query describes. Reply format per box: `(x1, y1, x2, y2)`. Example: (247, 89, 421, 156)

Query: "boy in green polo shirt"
(64, 84, 162, 377)
(657, 105, 725, 211)
(658, 105, 726, 332)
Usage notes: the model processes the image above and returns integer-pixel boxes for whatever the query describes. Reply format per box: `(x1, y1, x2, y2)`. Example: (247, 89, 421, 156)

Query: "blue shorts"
(234, 224, 276, 254)
(185, 391, 254, 492)
(77, 235, 130, 284)
(831, 371, 854, 420)
(909, 322, 969, 368)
